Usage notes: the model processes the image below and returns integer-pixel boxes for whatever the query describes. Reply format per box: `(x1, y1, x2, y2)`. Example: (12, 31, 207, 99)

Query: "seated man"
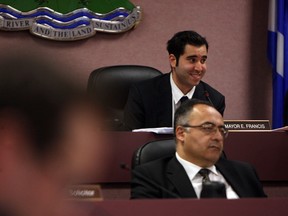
(131, 99, 266, 199)
(124, 30, 225, 130)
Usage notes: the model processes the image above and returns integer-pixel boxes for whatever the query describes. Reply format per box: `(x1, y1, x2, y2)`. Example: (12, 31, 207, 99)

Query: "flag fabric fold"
(268, 0, 288, 128)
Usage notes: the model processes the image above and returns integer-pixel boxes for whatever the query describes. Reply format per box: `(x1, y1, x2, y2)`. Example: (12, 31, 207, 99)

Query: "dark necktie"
(198, 169, 211, 183)
(199, 169, 227, 198)
(180, 96, 189, 105)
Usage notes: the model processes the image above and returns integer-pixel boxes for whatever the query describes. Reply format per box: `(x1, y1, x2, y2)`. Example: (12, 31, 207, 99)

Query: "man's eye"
(203, 127, 214, 131)
(200, 59, 207, 64)
(188, 58, 197, 63)
(202, 124, 215, 131)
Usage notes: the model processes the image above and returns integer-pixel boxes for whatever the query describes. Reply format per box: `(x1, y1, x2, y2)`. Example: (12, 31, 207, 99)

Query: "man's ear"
(175, 126, 185, 143)
(169, 54, 177, 69)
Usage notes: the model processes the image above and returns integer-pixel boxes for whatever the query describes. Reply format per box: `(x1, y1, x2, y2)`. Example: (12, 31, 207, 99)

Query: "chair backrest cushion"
(87, 65, 162, 109)
(132, 139, 176, 169)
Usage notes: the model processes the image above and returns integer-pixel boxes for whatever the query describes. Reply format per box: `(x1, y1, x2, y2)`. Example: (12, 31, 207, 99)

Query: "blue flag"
(268, 0, 288, 128)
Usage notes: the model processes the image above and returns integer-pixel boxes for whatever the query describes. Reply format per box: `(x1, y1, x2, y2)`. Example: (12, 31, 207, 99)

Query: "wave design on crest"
(0, 5, 131, 27)
(0, 4, 142, 41)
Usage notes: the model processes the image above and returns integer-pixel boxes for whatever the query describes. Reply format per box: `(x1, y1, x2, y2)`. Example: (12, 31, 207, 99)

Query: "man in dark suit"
(124, 30, 225, 130)
(131, 100, 266, 199)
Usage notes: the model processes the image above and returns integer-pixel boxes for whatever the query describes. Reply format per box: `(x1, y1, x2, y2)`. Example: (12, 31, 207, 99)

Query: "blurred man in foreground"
(0, 53, 109, 216)
(131, 99, 266, 199)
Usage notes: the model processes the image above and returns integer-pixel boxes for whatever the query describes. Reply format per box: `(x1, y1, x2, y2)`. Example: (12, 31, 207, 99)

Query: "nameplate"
(224, 120, 271, 131)
(68, 184, 102, 201)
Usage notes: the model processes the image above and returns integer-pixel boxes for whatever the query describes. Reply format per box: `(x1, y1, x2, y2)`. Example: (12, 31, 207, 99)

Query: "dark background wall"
(0, 0, 272, 121)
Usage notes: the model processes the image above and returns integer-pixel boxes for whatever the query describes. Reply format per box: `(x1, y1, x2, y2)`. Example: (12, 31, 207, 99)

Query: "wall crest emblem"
(0, 0, 142, 41)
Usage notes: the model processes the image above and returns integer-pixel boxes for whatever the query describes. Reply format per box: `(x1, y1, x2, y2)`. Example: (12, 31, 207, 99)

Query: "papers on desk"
(272, 126, 288, 132)
(132, 127, 174, 134)
(132, 125, 288, 134)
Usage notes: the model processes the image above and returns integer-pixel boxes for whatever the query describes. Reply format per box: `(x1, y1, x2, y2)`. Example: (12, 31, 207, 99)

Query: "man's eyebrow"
(202, 121, 215, 125)
(186, 55, 207, 59)
(203, 121, 225, 127)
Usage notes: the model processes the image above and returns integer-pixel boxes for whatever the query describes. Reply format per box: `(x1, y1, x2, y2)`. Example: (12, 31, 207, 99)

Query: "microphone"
(105, 117, 126, 131)
(120, 163, 180, 198)
(204, 90, 214, 107)
(120, 163, 131, 171)
(200, 181, 227, 198)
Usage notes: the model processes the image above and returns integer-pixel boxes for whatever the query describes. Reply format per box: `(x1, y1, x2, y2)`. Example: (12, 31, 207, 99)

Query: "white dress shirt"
(170, 73, 195, 124)
(175, 152, 239, 199)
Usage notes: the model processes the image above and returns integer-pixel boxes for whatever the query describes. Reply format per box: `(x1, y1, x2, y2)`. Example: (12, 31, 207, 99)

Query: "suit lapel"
(155, 73, 173, 126)
(153, 78, 211, 126)
(166, 157, 197, 198)
(216, 158, 245, 197)
(193, 81, 207, 101)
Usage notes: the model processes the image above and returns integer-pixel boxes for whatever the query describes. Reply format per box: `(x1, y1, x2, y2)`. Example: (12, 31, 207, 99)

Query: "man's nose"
(212, 128, 224, 141)
(194, 61, 202, 71)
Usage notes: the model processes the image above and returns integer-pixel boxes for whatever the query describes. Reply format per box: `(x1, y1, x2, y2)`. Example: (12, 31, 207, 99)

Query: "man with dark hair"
(167, 30, 209, 65)
(131, 99, 266, 199)
(0, 53, 109, 216)
(124, 30, 225, 130)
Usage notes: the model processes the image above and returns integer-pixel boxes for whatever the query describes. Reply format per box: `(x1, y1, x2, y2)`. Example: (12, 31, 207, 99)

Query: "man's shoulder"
(217, 157, 254, 172)
(134, 73, 170, 90)
(199, 81, 224, 98)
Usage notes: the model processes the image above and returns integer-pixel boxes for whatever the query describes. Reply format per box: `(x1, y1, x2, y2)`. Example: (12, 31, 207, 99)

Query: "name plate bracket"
(224, 120, 271, 131)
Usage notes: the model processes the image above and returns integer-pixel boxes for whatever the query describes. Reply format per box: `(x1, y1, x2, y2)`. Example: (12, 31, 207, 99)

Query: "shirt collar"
(175, 152, 218, 180)
(170, 73, 195, 104)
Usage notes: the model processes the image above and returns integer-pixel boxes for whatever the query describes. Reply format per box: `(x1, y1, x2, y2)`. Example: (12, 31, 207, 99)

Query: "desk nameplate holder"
(224, 120, 271, 131)
(68, 184, 103, 201)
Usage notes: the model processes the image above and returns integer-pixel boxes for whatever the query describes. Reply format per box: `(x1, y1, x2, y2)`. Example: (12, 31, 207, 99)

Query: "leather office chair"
(87, 65, 162, 130)
(132, 139, 176, 169)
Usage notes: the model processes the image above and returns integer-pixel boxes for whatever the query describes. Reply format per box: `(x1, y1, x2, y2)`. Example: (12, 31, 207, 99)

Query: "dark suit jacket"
(124, 73, 225, 130)
(131, 156, 267, 199)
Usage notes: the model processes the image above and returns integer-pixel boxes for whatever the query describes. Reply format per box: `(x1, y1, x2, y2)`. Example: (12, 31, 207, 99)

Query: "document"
(132, 127, 174, 134)
(272, 126, 288, 132)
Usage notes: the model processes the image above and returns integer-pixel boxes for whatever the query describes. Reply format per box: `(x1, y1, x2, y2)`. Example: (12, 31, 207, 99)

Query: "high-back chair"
(132, 139, 176, 169)
(87, 65, 162, 130)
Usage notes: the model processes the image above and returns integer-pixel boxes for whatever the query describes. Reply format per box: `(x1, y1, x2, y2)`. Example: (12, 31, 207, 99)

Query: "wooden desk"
(225, 131, 288, 181)
(76, 198, 288, 216)
(84, 132, 172, 183)
(90, 131, 288, 183)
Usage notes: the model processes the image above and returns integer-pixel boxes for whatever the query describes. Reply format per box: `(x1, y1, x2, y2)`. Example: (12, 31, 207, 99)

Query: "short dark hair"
(0, 53, 83, 163)
(167, 30, 209, 66)
(174, 99, 214, 133)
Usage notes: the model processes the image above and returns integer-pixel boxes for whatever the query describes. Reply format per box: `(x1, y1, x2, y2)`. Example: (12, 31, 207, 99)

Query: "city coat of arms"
(0, 0, 142, 41)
